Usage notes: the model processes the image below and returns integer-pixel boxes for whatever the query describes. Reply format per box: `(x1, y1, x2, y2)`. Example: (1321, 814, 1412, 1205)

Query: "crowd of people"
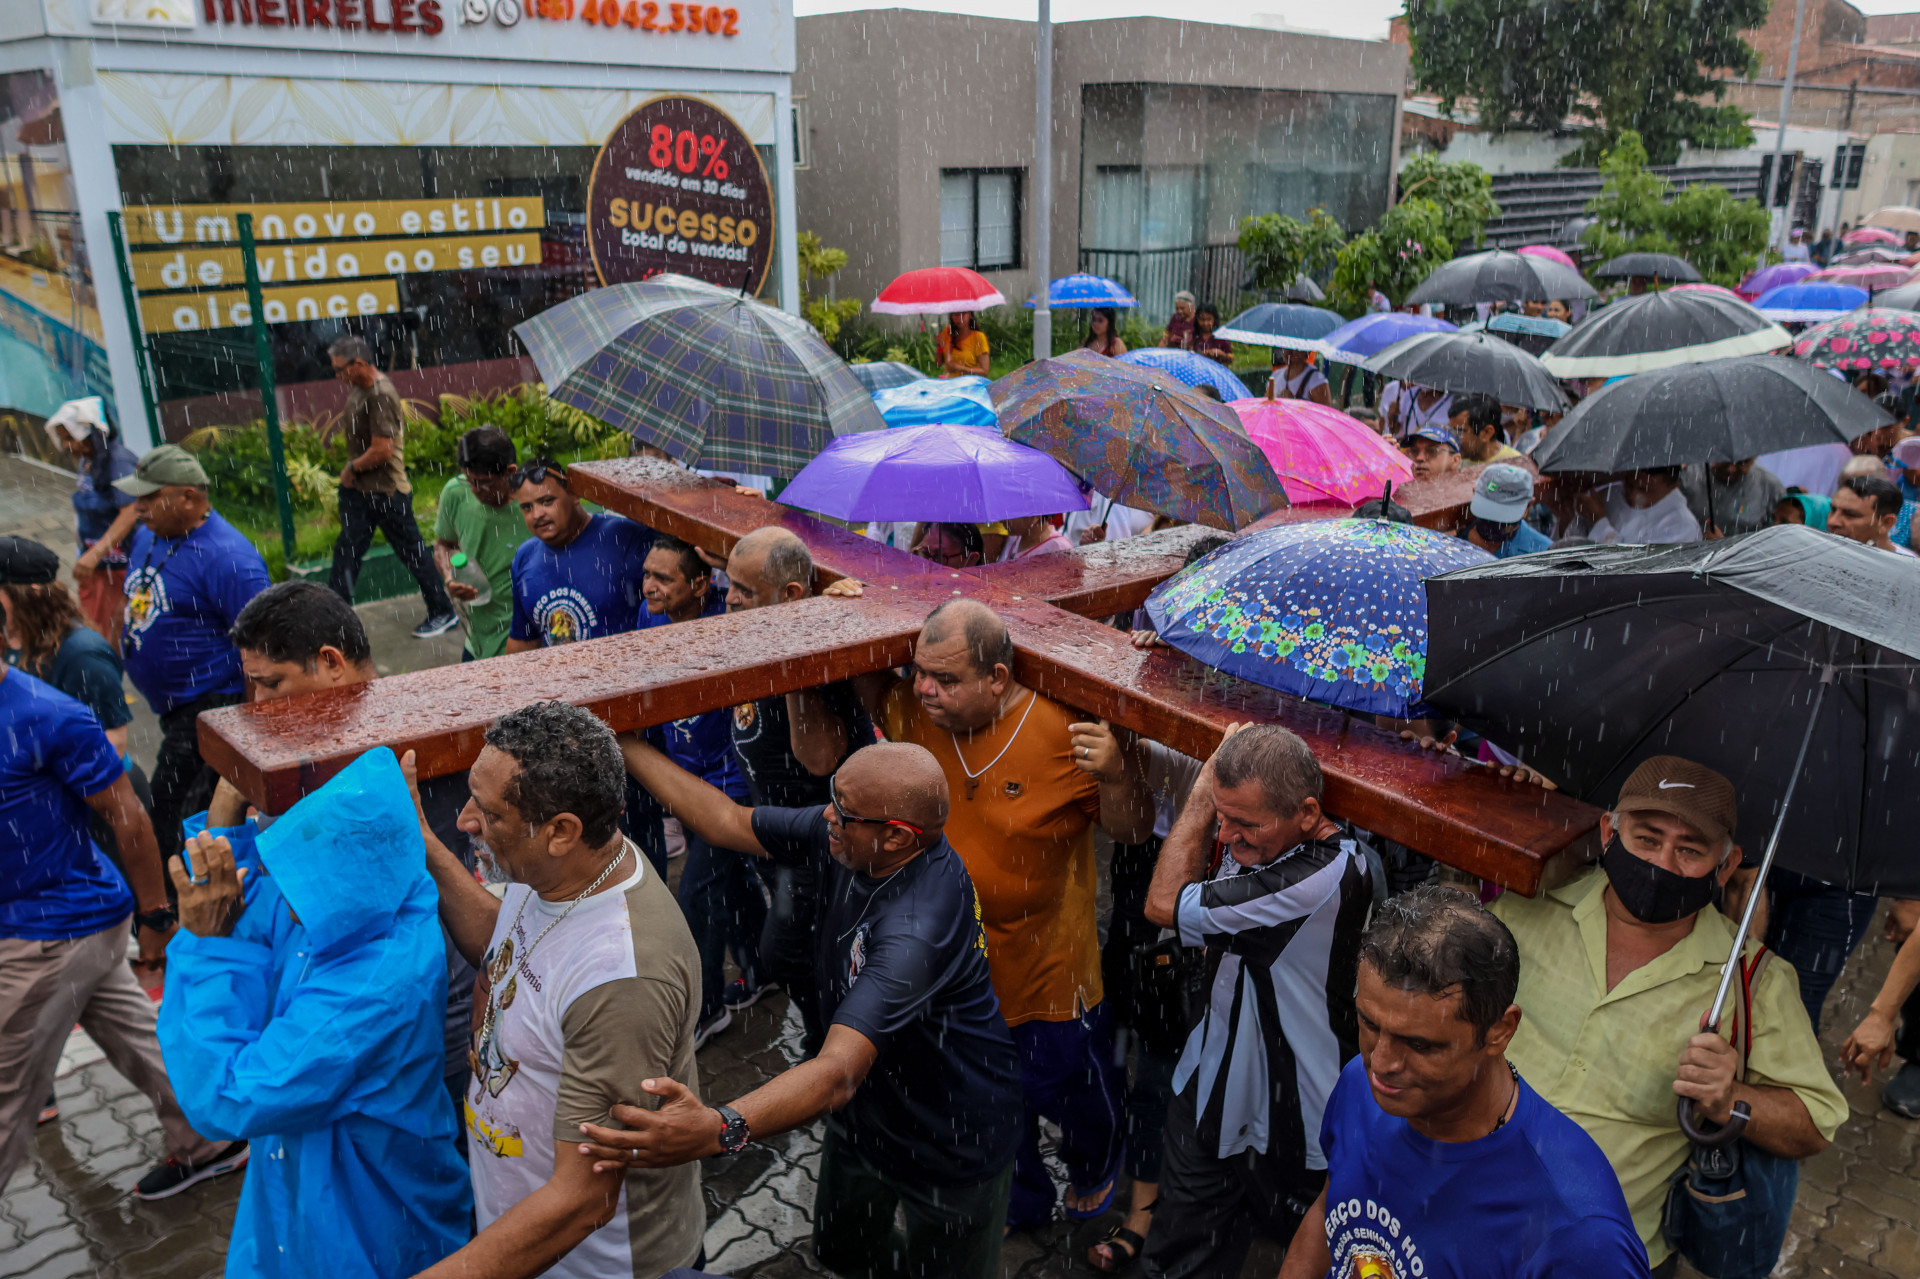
(0, 318, 1911, 1279)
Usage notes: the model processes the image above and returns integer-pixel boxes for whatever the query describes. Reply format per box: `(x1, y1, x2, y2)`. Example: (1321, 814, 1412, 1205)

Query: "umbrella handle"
(1678, 1097, 1751, 1148)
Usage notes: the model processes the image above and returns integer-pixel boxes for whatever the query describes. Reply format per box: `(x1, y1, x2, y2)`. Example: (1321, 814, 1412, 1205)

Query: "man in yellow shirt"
(1490, 756, 1846, 1276)
(937, 311, 991, 378)
(1449, 394, 1525, 465)
(804, 596, 1154, 1229)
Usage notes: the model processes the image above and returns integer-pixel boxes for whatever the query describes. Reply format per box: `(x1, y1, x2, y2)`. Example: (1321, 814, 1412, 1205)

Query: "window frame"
(938, 166, 1024, 272)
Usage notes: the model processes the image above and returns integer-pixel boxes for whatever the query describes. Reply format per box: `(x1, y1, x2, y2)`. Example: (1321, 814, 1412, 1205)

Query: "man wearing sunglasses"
(503, 458, 656, 654)
(594, 737, 1023, 1279)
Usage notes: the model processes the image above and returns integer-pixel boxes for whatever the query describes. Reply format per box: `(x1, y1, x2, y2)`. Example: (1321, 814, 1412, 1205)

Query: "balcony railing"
(1077, 244, 1250, 324)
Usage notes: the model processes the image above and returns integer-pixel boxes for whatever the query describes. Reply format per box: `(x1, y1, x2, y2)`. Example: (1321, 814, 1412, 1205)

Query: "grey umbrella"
(1406, 249, 1599, 307)
(1540, 289, 1791, 378)
(1868, 280, 1920, 312)
(1594, 251, 1703, 282)
(1422, 526, 1920, 1139)
(1364, 329, 1571, 411)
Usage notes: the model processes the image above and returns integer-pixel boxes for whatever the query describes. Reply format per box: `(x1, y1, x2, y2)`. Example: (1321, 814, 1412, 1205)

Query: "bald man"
(800, 595, 1154, 1227)
(715, 527, 876, 1052)
(603, 739, 1023, 1279)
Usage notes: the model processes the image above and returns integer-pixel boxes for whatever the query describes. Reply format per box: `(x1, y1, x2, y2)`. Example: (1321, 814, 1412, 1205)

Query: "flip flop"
(1064, 1157, 1123, 1221)
(1087, 1225, 1145, 1272)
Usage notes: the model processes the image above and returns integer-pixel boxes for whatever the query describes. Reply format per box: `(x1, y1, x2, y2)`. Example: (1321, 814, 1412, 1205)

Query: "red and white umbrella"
(1843, 226, 1902, 246)
(1808, 263, 1918, 291)
(873, 267, 1007, 316)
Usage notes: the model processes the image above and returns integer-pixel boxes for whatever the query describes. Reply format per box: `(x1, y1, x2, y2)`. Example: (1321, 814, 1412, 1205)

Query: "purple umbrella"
(1739, 261, 1818, 298)
(1317, 312, 1458, 364)
(776, 423, 1090, 524)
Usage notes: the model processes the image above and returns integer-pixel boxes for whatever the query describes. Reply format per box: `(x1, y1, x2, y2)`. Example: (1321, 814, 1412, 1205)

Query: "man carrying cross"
(801, 596, 1155, 1229)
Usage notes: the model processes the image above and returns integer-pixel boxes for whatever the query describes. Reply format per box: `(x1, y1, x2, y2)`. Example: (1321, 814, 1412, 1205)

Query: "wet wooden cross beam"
(198, 458, 1598, 894)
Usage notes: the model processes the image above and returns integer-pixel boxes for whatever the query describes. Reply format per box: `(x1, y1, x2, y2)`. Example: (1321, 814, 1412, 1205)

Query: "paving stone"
(0, 1228, 86, 1279)
(1823, 1197, 1893, 1261)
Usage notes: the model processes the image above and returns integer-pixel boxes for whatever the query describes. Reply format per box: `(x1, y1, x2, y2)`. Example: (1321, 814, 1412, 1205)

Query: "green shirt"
(1490, 868, 1847, 1265)
(434, 476, 531, 659)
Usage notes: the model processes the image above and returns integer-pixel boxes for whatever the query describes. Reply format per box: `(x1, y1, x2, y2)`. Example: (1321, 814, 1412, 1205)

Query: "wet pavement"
(7, 451, 1920, 1277)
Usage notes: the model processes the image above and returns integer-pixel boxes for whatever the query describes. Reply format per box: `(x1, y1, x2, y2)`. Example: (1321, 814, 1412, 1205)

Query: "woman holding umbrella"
(1082, 308, 1128, 358)
(937, 311, 991, 378)
(1190, 304, 1234, 366)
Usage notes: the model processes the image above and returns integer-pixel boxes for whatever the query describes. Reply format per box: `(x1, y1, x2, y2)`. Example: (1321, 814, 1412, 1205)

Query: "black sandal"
(1087, 1225, 1145, 1273)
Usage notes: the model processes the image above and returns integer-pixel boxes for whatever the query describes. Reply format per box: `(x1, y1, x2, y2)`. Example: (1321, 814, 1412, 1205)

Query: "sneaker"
(722, 977, 778, 1011)
(412, 613, 460, 639)
(134, 1141, 249, 1200)
(692, 1007, 732, 1051)
(37, 1091, 57, 1125)
(1884, 1061, 1920, 1119)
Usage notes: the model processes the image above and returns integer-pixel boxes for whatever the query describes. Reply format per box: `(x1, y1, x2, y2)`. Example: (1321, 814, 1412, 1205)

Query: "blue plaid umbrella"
(1117, 348, 1252, 400)
(513, 274, 886, 479)
(1146, 518, 1493, 716)
(1025, 273, 1138, 309)
(872, 376, 998, 428)
(848, 360, 925, 393)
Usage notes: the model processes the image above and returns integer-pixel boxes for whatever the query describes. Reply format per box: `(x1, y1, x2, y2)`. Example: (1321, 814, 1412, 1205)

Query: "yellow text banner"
(132, 233, 543, 291)
(124, 198, 545, 246)
(139, 280, 400, 334)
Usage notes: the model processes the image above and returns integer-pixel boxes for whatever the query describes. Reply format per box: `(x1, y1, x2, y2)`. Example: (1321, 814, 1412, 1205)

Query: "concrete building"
(794, 11, 1407, 320)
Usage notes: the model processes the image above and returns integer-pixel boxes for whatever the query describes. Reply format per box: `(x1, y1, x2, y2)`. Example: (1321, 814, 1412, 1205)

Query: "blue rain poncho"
(159, 748, 471, 1278)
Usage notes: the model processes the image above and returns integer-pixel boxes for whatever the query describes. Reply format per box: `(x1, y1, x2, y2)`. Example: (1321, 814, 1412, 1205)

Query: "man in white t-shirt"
(1583, 467, 1703, 545)
(411, 701, 705, 1279)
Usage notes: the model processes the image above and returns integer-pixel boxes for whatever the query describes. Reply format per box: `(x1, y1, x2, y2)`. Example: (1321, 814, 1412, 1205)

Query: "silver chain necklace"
(950, 688, 1037, 797)
(478, 839, 632, 1049)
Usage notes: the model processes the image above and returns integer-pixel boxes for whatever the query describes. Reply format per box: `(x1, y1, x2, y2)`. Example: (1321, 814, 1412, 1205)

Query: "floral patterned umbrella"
(1144, 518, 1493, 717)
(992, 349, 1288, 531)
(1792, 308, 1920, 372)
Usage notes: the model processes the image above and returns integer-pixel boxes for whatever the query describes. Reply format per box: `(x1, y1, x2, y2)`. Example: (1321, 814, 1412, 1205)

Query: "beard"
(471, 837, 514, 885)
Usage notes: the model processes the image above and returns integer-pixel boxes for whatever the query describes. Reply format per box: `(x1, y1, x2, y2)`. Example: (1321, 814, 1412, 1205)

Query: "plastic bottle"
(449, 552, 492, 607)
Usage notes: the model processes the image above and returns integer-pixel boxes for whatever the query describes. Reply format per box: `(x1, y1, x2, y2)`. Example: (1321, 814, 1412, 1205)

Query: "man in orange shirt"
(805, 597, 1155, 1229)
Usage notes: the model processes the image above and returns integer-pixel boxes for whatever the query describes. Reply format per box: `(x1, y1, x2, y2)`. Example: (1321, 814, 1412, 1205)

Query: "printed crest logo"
(533, 587, 599, 645)
(1348, 1251, 1396, 1279)
(733, 702, 757, 733)
(847, 922, 872, 985)
(123, 567, 170, 645)
(1003, 780, 1023, 798)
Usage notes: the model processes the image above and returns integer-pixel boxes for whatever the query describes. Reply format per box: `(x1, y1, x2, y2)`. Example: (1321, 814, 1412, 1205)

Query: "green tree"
(797, 231, 861, 345)
(1332, 199, 1454, 311)
(1396, 153, 1501, 251)
(1581, 132, 1769, 288)
(1237, 207, 1345, 292)
(1403, 0, 1762, 165)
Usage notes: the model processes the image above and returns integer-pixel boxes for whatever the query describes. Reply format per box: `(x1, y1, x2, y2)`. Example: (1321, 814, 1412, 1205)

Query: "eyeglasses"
(828, 775, 923, 836)
(512, 462, 568, 489)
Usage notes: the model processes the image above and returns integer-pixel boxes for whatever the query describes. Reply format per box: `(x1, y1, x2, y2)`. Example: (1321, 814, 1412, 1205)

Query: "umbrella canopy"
(1808, 263, 1917, 291)
(1844, 226, 1903, 245)
(873, 266, 1006, 315)
(1404, 249, 1598, 307)
(776, 423, 1086, 524)
(1420, 525, 1920, 893)
(1215, 302, 1345, 351)
(1282, 274, 1327, 302)
(1595, 252, 1702, 282)
(1754, 281, 1870, 323)
(1364, 330, 1571, 411)
(1670, 283, 1743, 300)
(1317, 312, 1458, 364)
(1145, 518, 1493, 717)
(1026, 273, 1137, 309)
(847, 360, 926, 393)
(1528, 355, 1891, 474)
(870, 376, 998, 428)
(1538, 288, 1791, 378)
(1229, 394, 1415, 506)
(1118, 347, 1254, 401)
(1864, 281, 1920, 312)
(512, 273, 885, 479)
(1467, 311, 1574, 356)
(1865, 205, 1920, 233)
(1516, 244, 1577, 269)
(1829, 246, 1908, 267)
(1738, 262, 1818, 297)
(991, 350, 1289, 531)
(1791, 307, 1920, 372)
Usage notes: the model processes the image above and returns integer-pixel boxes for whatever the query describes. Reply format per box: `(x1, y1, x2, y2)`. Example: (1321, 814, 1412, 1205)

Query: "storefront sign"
(586, 95, 772, 293)
(93, 0, 197, 26)
(139, 280, 400, 333)
(198, 0, 447, 34)
(124, 198, 545, 246)
(132, 233, 541, 291)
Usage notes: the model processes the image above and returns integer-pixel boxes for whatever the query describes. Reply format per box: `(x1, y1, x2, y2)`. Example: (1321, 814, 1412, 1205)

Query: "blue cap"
(1404, 423, 1459, 451)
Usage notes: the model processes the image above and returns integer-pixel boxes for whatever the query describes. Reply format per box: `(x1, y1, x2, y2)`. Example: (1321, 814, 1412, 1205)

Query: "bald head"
(837, 742, 949, 837)
(727, 526, 813, 611)
(920, 598, 1013, 675)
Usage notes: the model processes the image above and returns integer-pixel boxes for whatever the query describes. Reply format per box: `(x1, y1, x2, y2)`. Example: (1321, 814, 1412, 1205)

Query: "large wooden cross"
(198, 458, 1602, 894)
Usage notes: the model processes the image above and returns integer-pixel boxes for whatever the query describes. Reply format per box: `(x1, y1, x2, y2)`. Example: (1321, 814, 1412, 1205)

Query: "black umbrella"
(1422, 526, 1920, 1137)
(1595, 251, 1703, 282)
(1529, 355, 1889, 475)
(1363, 330, 1571, 411)
(1405, 249, 1598, 307)
(1539, 289, 1790, 378)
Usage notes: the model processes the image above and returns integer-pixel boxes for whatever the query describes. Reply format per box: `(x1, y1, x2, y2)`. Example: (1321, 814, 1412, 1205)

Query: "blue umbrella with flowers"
(1144, 518, 1493, 717)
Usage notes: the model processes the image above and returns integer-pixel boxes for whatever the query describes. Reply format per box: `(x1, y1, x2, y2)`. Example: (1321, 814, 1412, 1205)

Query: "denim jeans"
(1765, 868, 1879, 1033)
(678, 828, 766, 1022)
(328, 486, 452, 616)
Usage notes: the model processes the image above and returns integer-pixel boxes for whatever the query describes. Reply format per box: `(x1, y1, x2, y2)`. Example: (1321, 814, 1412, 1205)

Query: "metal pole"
(1766, 0, 1810, 251)
(1032, 0, 1053, 364)
(238, 213, 296, 566)
(105, 212, 162, 448)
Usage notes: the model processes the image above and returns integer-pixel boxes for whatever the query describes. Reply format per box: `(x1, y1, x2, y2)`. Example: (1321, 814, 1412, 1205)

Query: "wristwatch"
(714, 1105, 751, 1156)
(134, 906, 178, 932)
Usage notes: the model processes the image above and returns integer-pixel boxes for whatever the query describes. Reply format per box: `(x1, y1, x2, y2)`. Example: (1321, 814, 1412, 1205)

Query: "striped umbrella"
(513, 274, 886, 479)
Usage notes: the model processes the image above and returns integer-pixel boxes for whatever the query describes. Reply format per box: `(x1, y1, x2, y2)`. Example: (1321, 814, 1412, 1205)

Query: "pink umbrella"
(1843, 227, 1902, 245)
(1671, 282, 1743, 299)
(1516, 244, 1577, 269)
(1229, 393, 1414, 507)
(1809, 263, 1919, 291)
(873, 267, 1007, 315)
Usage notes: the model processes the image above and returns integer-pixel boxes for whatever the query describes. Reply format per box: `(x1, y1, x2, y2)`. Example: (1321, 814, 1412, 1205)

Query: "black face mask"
(1601, 836, 1721, 924)
(1472, 518, 1517, 546)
